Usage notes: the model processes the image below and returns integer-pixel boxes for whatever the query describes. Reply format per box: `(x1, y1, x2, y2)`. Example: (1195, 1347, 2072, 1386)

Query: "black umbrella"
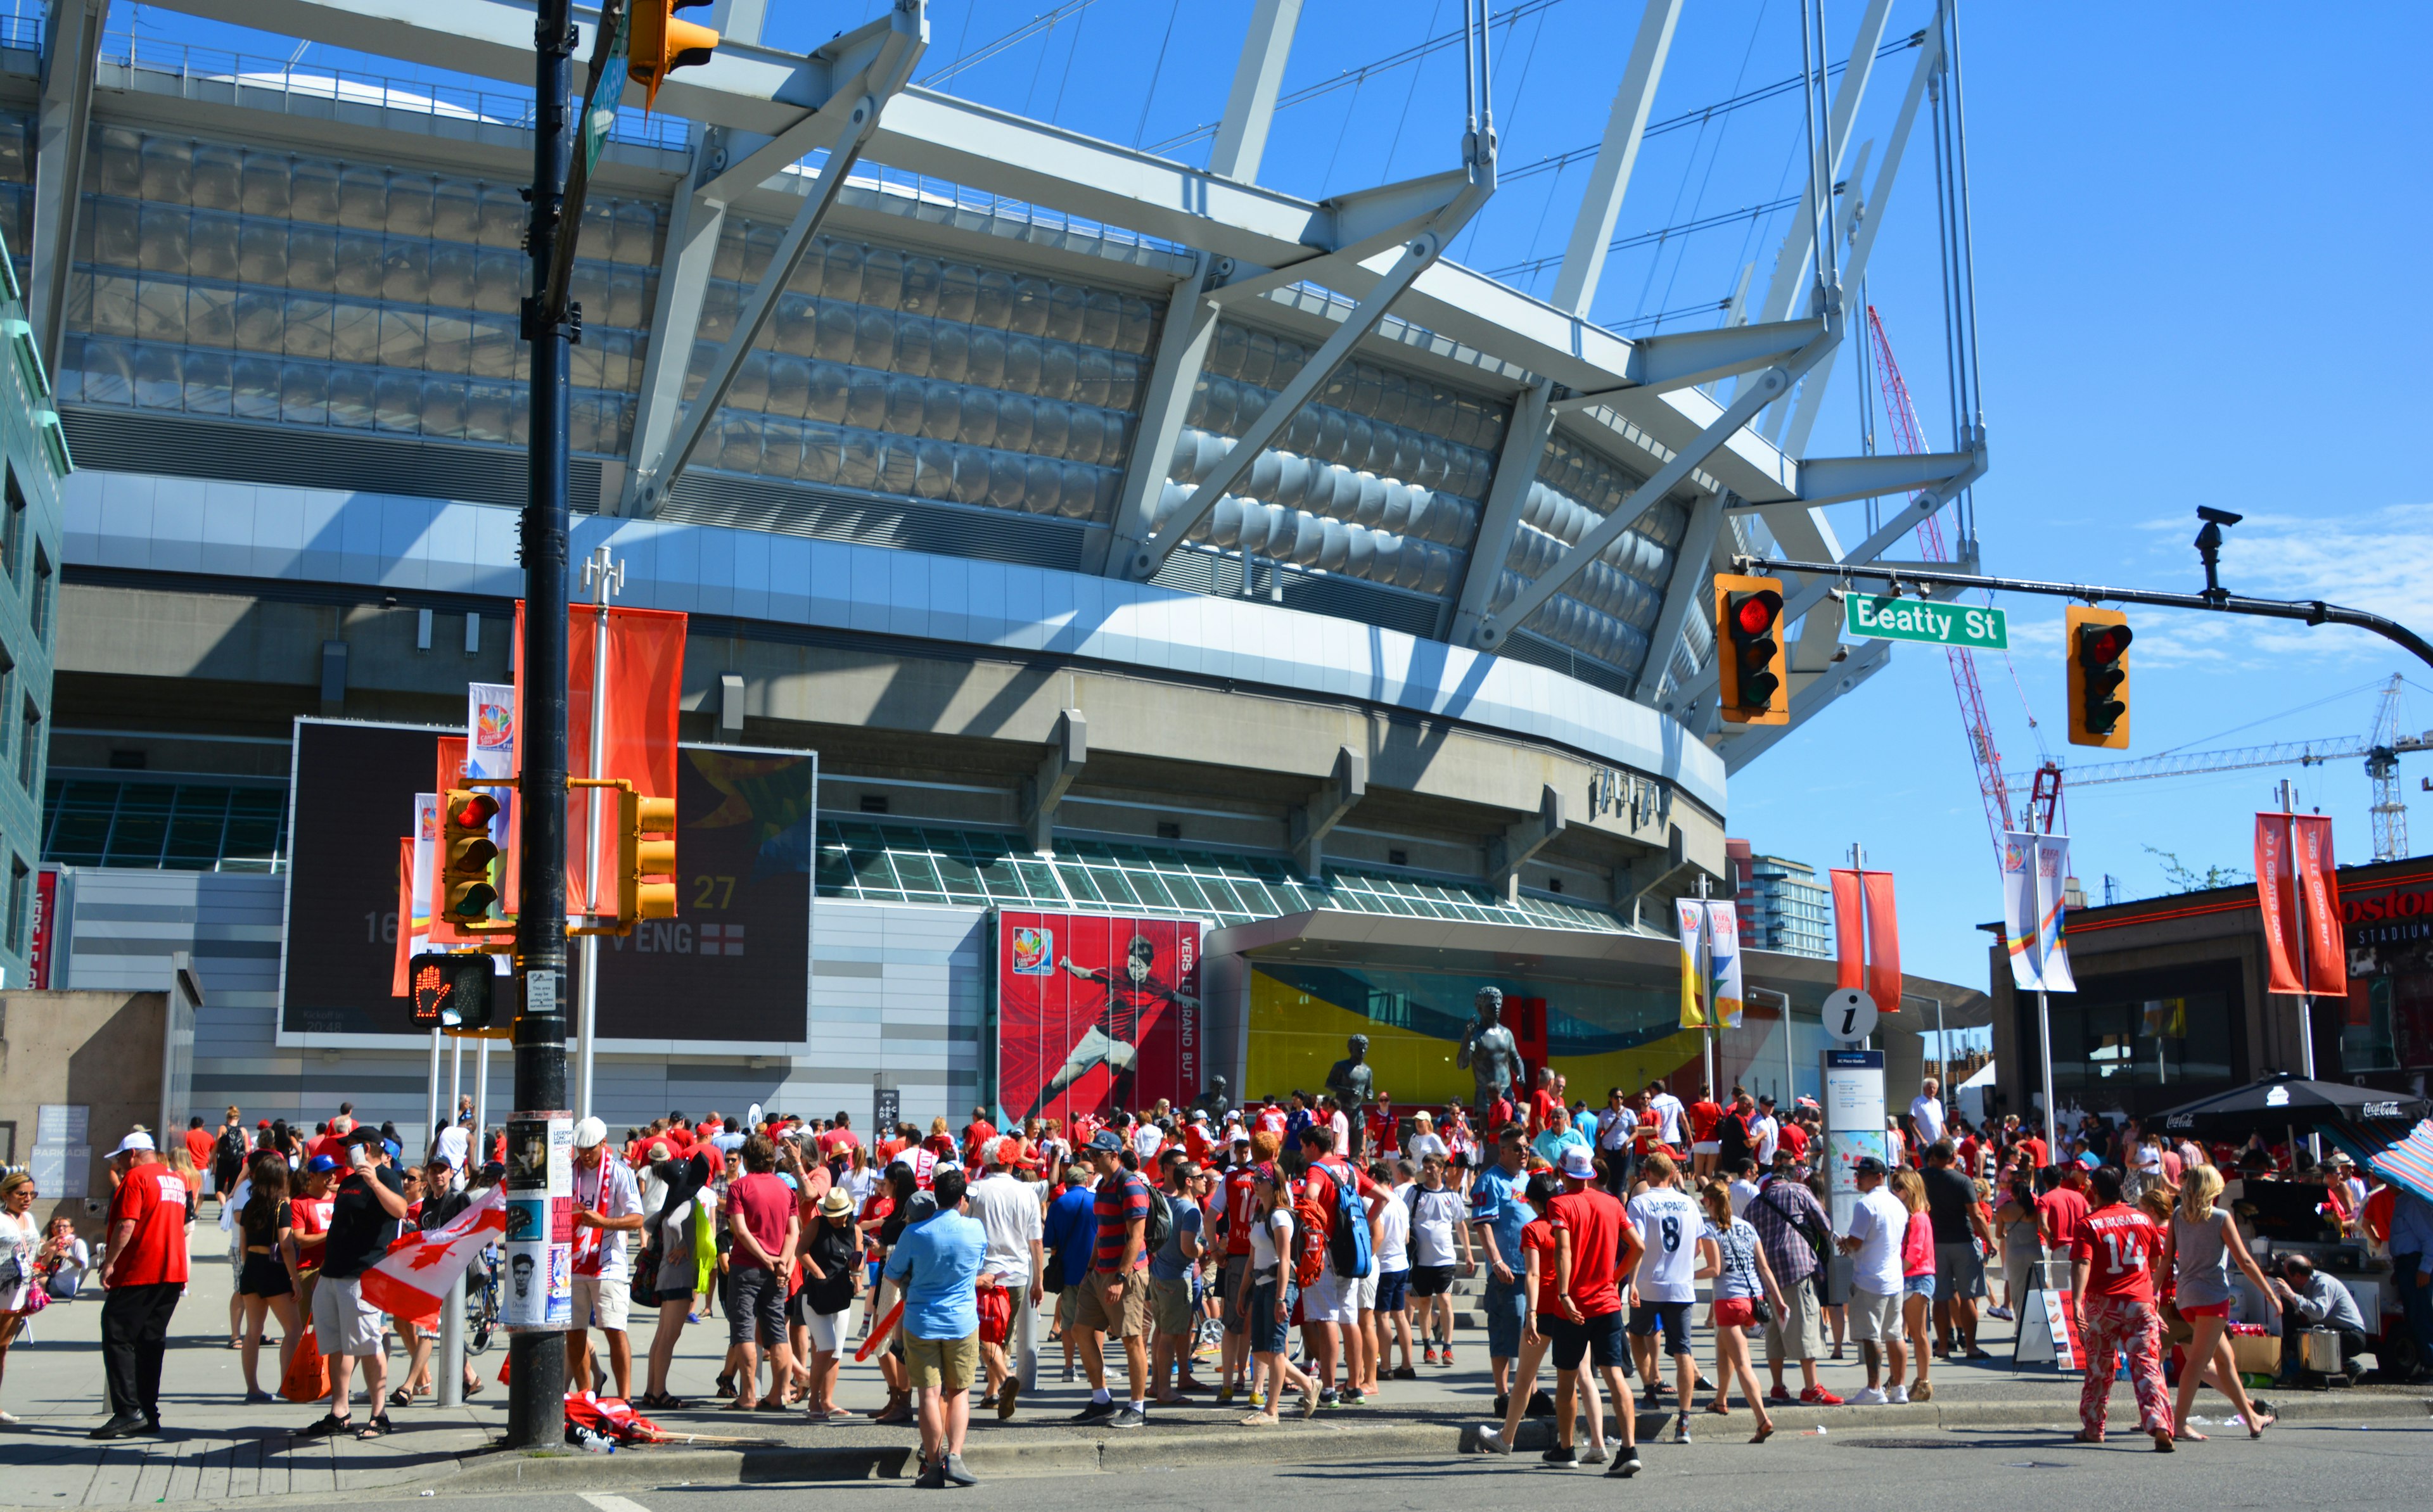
(2149, 1073, 2430, 1141)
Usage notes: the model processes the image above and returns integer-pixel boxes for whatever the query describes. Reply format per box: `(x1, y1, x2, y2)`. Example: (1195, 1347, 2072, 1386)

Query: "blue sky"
(115, 1, 2433, 991)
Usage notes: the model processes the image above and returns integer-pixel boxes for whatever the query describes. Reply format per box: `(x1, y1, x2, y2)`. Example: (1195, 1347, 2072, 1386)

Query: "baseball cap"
(1190, 1109, 1208, 1123)
(573, 1115, 608, 1149)
(307, 1154, 341, 1173)
(1854, 1155, 1888, 1177)
(1559, 1146, 1596, 1180)
(113, 1131, 156, 1155)
(1086, 1129, 1124, 1154)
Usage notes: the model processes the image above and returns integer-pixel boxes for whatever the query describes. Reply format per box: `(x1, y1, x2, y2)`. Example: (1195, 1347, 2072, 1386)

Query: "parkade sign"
(2344, 879, 2433, 946)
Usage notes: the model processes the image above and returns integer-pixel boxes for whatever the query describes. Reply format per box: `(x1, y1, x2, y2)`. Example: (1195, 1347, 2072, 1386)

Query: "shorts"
(1056, 1284, 1086, 1331)
(1073, 1271, 1152, 1340)
(1933, 1241, 1986, 1302)
(1408, 1264, 1455, 1298)
(1713, 1296, 1759, 1331)
(1902, 1273, 1937, 1301)
(1373, 1269, 1410, 1313)
(1219, 1255, 1249, 1333)
(1481, 1274, 1526, 1357)
(2176, 1299, 2232, 1319)
(1692, 1141, 1721, 1155)
(239, 1254, 293, 1299)
(310, 1273, 385, 1357)
(1847, 1286, 1901, 1342)
(572, 1274, 630, 1331)
(1352, 1269, 1378, 1312)
(1629, 1299, 1694, 1357)
(804, 1306, 847, 1354)
(905, 1330, 980, 1392)
(1147, 1274, 1194, 1337)
(1765, 1283, 1826, 1363)
(1301, 1267, 1357, 1326)
(1547, 1308, 1628, 1371)
(728, 1265, 788, 1347)
(1246, 1272, 1296, 1355)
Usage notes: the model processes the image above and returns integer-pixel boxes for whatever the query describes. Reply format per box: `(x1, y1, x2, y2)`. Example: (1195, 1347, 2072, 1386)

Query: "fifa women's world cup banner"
(998, 912, 1204, 1127)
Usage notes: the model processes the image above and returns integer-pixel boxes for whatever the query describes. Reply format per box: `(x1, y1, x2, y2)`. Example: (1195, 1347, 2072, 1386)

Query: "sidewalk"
(1, 1212, 2422, 1504)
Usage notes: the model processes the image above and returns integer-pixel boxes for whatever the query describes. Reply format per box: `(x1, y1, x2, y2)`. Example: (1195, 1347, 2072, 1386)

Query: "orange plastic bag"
(281, 1323, 329, 1404)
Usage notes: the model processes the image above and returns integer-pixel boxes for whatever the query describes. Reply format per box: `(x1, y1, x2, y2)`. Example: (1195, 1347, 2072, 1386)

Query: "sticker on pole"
(1823, 988, 1879, 1043)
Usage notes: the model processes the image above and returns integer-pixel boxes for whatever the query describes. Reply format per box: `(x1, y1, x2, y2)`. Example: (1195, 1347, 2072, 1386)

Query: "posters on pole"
(996, 912, 1204, 1127)
(501, 1111, 573, 1331)
(2001, 830, 2077, 993)
(1675, 901, 1744, 1029)
(1822, 1049, 1887, 1234)
(2254, 813, 2345, 996)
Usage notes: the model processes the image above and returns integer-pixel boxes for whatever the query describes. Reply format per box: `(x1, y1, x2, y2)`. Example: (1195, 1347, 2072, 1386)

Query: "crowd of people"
(3, 1072, 2429, 1485)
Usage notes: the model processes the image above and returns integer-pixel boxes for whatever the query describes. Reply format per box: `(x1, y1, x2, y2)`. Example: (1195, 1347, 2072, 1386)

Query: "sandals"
(1751, 1421, 1775, 1444)
(357, 1413, 395, 1440)
(386, 1388, 412, 1408)
(298, 1413, 350, 1439)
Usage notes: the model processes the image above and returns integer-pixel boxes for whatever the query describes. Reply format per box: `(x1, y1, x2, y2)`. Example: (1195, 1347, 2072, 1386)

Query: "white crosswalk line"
(582, 1495, 656, 1512)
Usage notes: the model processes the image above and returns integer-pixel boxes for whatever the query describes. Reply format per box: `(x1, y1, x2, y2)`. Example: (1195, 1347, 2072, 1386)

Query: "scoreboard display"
(281, 720, 815, 1043)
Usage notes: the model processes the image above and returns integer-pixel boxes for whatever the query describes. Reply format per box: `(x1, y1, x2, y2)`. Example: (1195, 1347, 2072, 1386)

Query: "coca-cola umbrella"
(2149, 1072, 2429, 1141)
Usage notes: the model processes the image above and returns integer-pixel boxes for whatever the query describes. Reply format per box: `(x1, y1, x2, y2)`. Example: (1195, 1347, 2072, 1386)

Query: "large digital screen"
(996, 912, 1204, 1126)
(281, 720, 815, 1043)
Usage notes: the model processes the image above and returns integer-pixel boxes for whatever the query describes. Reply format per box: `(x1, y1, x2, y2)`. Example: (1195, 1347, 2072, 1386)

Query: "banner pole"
(575, 545, 618, 1121)
(2037, 986, 2057, 1158)
(425, 1027, 443, 1161)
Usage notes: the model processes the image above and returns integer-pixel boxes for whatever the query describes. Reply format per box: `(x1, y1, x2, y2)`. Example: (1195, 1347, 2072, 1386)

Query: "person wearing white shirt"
(1910, 1082, 1946, 1149)
(1727, 1169, 1761, 1219)
(1403, 1110, 1449, 1168)
(434, 1119, 471, 1188)
(568, 1117, 646, 1400)
(966, 1146, 1047, 1416)
(1626, 1157, 1707, 1413)
(1752, 1100, 1780, 1167)
(1836, 1158, 1909, 1405)
(1647, 1084, 1688, 1148)
(1132, 1118, 1165, 1165)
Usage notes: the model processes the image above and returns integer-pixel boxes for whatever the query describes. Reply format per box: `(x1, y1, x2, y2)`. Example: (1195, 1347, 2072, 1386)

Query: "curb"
(426, 1392, 2432, 1496)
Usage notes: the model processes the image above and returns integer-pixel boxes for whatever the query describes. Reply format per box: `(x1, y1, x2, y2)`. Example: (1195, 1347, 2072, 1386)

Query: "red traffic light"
(446, 791, 501, 830)
(1734, 590, 1783, 637)
(2079, 623, 2132, 665)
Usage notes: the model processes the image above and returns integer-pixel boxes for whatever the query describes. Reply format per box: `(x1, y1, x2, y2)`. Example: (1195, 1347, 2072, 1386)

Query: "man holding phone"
(299, 1128, 411, 1439)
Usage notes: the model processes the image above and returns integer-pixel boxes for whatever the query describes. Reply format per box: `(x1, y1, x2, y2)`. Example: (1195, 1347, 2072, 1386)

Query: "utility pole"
(507, 0, 577, 1451)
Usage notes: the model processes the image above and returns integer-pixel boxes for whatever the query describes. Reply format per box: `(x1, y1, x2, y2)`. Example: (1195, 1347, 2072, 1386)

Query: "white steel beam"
(1446, 378, 1555, 645)
(1549, 0, 1681, 318)
(1775, 21, 1942, 456)
(1632, 490, 1725, 702)
(1740, 0, 1894, 338)
(693, 6, 915, 205)
(630, 4, 926, 513)
(1098, 254, 1220, 575)
(1763, 135, 1869, 445)
(30, 0, 106, 374)
(1208, 0, 1304, 182)
(1472, 323, 1834, 653)
(1553, 314, 1830, 407)
(1778, 450, 1981, 508)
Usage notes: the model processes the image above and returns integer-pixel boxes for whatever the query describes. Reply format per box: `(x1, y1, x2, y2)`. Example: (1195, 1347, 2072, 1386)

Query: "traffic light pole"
(1732, 555, 2433, 671)
(508, 0, 576, 1452)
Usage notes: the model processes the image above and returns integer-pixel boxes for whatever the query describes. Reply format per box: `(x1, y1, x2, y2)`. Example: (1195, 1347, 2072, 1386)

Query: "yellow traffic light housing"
(439, 787, 503, 924)
(619, 787, 678, 925)
(2066, 606, 2133, 749)
(629, 0, 720, 112)
(1715, 572, 1789, 725)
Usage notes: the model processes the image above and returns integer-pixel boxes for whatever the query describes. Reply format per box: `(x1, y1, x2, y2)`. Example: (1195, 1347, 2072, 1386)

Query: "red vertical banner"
(2256, 813, 2346, 996)
(392, 837, 415, 997)
(1832, 868, 1902, 1012)
(30, 867, 56, 988)
(514, 602, 687, 915)
(997, 912, 1203, 1127)
(1832, 869, 1864, 993)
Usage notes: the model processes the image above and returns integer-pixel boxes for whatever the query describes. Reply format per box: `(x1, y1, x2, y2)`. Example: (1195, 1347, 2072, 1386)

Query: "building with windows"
(1726, 839, 1832, 959)
(15, 3, 1991, 1130)
(0, 225, 70, 986)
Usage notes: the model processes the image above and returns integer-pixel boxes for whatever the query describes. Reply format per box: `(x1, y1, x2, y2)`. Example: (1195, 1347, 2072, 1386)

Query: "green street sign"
(1844, 594, 2008, 650)
(582, 8, 632, 175)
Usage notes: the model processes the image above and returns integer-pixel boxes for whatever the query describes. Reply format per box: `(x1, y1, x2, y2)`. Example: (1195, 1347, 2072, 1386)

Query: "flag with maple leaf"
(359, 1181, 507, 1321)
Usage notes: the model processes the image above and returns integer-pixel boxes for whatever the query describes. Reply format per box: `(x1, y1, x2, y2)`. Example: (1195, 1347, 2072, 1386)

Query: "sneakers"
(1391, 1365, 1419, 1381)
(1886, 1385, 1910, 1405)
(1540, 1445, 1580, 1467)
(1675, 1412, 1692, 1444)
(1439, 1348, 1456, 1368)
(1476, 1426, 1512, 1455)
(1525, 1389, 1557, 1417)
(1424, 1347, 1440, 1366)
(1070, 1399, 1117, 1424)
(1768, 1385, 1794, 1404)
(1341, 1388, 1367, 1406)
(940, 1452, 978, 1487)
(1318, 1388, 1341, 1410)
(1581, 1444, 1611, 1466)
(913, 1457, 948, 1490)
(1216, 1385, 1235, 1406)
(1848, 1387, 1888, 1406)
(997, 1379, 1020, 1420)
(1987, 1304, 2014, 1321)
(1800, 1385, 1845, 1406)
(1604, 1451, 1643, 1478)
(1106, 1407, 1147, 1430)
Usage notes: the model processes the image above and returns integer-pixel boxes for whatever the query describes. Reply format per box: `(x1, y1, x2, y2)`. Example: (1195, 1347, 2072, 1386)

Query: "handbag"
(630, 1244, 663, 1309)
(281, 1323, 329, 1404)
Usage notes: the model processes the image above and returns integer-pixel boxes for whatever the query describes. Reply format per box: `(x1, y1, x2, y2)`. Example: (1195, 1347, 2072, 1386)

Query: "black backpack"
(1144, 1186, 1177, 1253)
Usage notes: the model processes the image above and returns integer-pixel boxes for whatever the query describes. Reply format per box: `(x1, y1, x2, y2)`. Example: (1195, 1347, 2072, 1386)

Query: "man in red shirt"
(819, 1111, 863, 1163)
(1544, 1145, 1644, 1474)
(92, 1133, 191, 1437)
(722, 1135, 801, 1411)
(962, 1106, 998, 1161)
(2036, 1165, 2091, 1297)
(1253, 1100, 1288, 1139)
(1216, 1130, 1260, 1398)
(1528, 1069, 1561, 1140)
(1296, 1125, 1381, 1405)
(1687, 1085, 1725, 1178)
(2067, 1167, 2173, 1449)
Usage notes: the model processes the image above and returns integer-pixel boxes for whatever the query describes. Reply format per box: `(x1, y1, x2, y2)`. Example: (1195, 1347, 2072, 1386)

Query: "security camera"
(2195, 505, 2244, 526)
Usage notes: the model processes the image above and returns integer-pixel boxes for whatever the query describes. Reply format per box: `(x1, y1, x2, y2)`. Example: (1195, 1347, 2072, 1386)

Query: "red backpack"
(1291, 1175, 1330, 1288)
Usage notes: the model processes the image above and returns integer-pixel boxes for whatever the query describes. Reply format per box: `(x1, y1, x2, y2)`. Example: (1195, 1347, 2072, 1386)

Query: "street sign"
(1845, 594, 2008, 649)
(582, 6, 632, 174)
(1823, 987, 1879, 1043)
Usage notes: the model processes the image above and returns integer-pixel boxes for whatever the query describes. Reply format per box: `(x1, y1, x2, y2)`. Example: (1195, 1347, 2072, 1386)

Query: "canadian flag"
(359, 1183, 508, 1321)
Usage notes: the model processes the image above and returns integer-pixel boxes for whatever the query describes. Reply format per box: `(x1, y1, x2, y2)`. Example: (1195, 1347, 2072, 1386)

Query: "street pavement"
(0, 1209, 2423, 1506)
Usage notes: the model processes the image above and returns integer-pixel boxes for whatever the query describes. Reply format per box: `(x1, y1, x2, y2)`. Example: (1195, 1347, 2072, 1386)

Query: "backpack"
(217, 1126, 250, 1166)
(1143, 1184, 1175, 1254)
(1316, 1161, 1372, 1280)
(1291, 1183, 1329, 1288)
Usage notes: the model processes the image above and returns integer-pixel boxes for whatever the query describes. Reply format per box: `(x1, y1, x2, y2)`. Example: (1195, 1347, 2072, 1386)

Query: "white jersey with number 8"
(1626, 1186, 1705, 1304)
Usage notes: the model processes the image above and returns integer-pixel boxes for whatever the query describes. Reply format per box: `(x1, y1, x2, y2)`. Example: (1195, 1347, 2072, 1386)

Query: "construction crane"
(1864, 305, 2047, 848)
(2003, 674, 2428, 861)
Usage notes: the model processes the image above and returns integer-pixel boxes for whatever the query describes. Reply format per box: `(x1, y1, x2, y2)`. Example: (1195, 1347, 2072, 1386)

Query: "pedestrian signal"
(409, 950, 495, 1031)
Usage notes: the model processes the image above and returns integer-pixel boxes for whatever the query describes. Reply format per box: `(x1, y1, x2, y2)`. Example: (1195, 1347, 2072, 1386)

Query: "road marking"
(582, 1495, 656, 1512)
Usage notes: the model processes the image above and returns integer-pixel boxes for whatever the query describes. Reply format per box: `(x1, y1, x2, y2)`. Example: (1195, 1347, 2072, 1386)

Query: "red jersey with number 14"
(2070, 1203, 2160, 1302)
